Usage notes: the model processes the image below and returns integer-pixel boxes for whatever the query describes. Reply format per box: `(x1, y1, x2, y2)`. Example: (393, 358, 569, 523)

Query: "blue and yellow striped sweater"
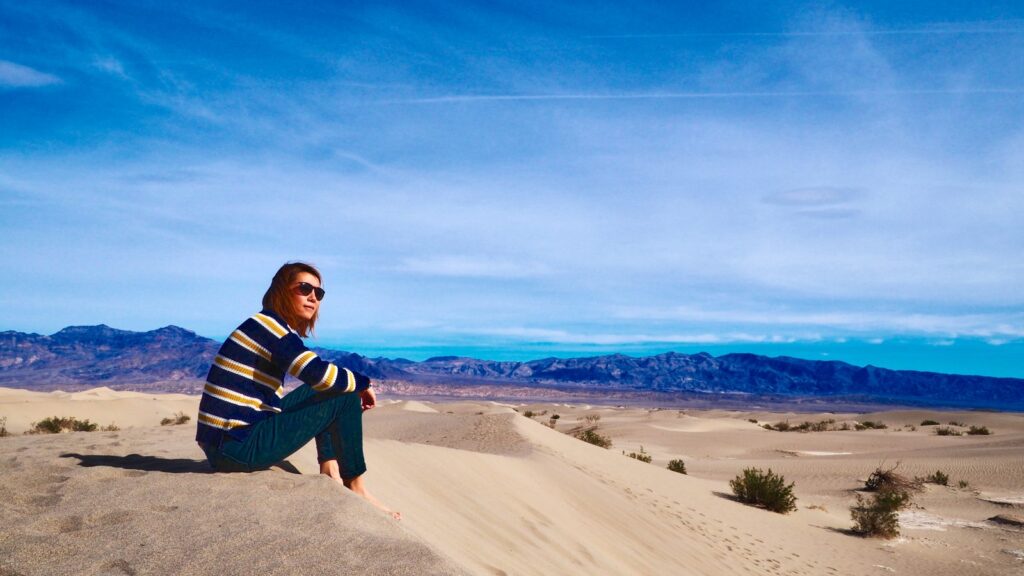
(195, 309, 371, 445)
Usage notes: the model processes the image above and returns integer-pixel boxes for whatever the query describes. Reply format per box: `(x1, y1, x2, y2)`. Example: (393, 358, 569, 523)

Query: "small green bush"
(624, 446, 652, 463)
(966, 425, 991, 435)
(920, 419, 940, 426)
(28, 416, 98, 434)
(574, 428, 612, 449)
(850, 490, 911, 538)
(729, 468, 797, 514)
(920, 470, 949, 486)
(667, 459, 687, 474)
(957, 480, 970, 489)
(160, 412, 191, 426)
(934, 427, 961, 436)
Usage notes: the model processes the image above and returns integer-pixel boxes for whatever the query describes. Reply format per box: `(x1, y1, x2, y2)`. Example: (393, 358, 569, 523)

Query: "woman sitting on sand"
(195, 261, 400, 519)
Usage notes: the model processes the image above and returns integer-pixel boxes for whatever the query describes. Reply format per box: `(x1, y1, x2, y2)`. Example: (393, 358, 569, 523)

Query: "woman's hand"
(359, 386, 377, 412)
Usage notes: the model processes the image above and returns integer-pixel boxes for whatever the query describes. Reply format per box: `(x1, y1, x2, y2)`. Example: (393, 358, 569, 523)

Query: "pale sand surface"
(2, 388, 1023, 575)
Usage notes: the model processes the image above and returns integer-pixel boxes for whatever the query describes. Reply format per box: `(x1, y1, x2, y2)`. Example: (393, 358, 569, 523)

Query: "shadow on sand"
(61, 452, 214, 473)
(60, 452, 303, 474)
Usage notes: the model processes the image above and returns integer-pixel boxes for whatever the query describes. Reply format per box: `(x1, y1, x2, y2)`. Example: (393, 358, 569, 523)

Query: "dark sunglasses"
(294, 282, 326, 301)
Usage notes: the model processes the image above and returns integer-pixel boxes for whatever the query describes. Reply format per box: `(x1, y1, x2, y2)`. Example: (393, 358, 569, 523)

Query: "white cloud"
(0, 60, 60, 87)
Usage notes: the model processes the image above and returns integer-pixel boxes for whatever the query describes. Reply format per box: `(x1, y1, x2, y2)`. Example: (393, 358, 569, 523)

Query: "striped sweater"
(195, 309, 371, 445)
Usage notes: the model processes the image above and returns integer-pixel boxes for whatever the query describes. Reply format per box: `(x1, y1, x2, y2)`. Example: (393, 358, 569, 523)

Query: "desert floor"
(1, 387, 1021, 575)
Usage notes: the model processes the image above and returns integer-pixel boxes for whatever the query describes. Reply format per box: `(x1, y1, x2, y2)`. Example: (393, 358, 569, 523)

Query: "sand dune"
(1, 388, 1022, 575)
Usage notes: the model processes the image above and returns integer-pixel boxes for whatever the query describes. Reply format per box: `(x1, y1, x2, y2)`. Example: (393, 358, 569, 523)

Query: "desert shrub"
(748, 418, 758, 424)
(920, 470, 949, 486)
(72, 419, 97, 432)
(101, 423, 120, 431)
(854, 420, 887, 431)
(624, 446, 652, 463)
(729, 468, 797, 514)
(580, 414, 601, 424)
(948, 420, 965, 427)
(966, 425, 991, 435)
(523, 410, 535, 418)
(809, 419, 836, 432)
(838, 422, 851, 431)
(934, 427, 961, 436)
(667, 459, 687, 474)
(574, 428, 612, 449)
(850, 490, 911, 538)
(958, 480, 970, 489)
(547, 414, 560, 428)
(920, 419, 940, 426)
(29, 416, 66, 434)
(0, 416, 8, 438)
(160, 412, 191, 426)
(864, 464, 920, 494)
(28, 416, 99, 434)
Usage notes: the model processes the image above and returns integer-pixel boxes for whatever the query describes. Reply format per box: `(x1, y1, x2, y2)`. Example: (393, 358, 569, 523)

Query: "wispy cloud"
(763, 186, 862, 207)
(0, 60, 60, 87)
(454, 326, 800, 346)
(398, 256, 549, 279)
(584, 23, 1024, 39)
(389, 87, 1024, 104)
(614, 305, 1024, 339)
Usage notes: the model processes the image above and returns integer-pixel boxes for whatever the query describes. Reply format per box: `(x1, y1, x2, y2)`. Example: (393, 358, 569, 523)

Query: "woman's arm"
(249, 312, 371, 394)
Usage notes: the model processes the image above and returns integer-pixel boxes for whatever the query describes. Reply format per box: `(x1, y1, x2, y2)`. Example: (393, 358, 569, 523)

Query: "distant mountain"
(1, 325, 1021, 410)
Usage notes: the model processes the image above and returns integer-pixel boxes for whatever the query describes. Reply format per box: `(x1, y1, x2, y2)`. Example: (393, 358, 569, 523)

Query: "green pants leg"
(208, 383, 366, 478)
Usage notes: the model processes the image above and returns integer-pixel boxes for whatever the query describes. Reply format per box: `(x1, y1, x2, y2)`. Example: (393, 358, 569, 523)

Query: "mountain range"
(1, 325, 1021, 410)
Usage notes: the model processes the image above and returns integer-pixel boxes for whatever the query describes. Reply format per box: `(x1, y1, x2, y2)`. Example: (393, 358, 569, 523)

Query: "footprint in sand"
(29, 494, 62, 508)
(100, 559, 137, 576)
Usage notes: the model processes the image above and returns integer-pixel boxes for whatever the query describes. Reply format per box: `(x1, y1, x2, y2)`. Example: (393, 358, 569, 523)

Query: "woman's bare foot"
(320, 460, 402, 520)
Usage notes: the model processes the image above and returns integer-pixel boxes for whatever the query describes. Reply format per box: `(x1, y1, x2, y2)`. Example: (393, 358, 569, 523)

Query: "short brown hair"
(262, 262, 322, 337)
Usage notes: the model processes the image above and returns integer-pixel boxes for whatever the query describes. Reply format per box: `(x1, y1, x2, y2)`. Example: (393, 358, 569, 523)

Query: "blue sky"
(2, 1, 1023, 377)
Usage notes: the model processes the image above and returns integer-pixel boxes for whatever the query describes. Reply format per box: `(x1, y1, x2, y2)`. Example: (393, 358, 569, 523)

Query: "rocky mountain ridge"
(1, 325, 1021, 409)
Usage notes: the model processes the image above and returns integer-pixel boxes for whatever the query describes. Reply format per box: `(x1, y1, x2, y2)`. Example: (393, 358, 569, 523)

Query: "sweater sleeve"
(252, 312, 371, 394)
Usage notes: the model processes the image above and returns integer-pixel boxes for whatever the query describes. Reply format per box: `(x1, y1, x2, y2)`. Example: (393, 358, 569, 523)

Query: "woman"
(195, 262, 400, 519)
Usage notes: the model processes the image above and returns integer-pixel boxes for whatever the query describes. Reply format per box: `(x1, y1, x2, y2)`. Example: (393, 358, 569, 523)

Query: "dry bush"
(160, 412, 191, 426)
(864, 463, 921, 494)
(966, 425, 991, 435)
(624, 446, 652, 463)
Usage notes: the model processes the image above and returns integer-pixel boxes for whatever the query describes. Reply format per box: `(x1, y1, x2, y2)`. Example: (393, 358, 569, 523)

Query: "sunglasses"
(294, 282, 326, 301)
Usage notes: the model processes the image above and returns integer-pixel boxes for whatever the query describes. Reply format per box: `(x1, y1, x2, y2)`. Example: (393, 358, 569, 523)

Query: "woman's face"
(291, 271, 322, 321)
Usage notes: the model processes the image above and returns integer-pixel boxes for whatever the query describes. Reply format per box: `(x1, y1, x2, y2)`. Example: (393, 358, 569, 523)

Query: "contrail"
(389, 87, 1024, 105)
(585, 26, 1024, 39)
